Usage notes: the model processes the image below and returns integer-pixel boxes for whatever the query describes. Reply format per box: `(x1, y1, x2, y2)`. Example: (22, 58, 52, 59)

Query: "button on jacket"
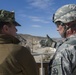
(0, 34, 38, 75)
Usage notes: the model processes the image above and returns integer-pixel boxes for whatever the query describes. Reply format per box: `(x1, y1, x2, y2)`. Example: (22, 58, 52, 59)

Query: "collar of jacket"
(0, 34, 20, 44)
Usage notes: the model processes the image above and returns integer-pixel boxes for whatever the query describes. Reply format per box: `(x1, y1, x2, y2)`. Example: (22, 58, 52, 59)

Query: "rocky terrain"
(16, 34, 62, 62)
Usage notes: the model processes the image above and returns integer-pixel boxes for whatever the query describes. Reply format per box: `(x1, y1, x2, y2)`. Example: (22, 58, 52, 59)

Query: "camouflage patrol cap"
(0, 10, 21, 26)
(53, 4, 76, 23)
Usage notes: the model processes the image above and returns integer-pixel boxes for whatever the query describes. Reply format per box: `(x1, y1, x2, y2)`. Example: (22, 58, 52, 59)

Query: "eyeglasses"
(55, 21, 65, 27)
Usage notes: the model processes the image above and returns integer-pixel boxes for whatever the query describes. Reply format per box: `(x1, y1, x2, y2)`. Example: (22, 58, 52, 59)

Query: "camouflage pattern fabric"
(49, 34, 76, 75)
(0, 10, 21, 26)
(53, 4, 76, 23)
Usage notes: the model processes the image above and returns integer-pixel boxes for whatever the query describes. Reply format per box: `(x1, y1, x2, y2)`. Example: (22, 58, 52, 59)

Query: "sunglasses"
(55, 21, 65, 27)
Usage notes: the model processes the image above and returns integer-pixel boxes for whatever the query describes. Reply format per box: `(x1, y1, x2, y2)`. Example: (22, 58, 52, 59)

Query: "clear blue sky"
(0, 0, 76, 38)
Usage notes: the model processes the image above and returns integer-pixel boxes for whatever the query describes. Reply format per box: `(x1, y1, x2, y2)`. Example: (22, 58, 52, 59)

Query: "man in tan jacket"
(0, 10, 38, 75)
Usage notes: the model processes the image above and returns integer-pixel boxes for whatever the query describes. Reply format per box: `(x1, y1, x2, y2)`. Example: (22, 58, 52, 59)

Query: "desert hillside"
(16, 34, 62, 62)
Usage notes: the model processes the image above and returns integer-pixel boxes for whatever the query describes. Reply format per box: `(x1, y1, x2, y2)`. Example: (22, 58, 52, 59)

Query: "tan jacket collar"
(0, 34, 20, 44)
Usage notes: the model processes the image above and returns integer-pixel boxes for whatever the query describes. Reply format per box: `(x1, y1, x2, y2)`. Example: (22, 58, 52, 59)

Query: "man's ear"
(2, 25, 9, 33)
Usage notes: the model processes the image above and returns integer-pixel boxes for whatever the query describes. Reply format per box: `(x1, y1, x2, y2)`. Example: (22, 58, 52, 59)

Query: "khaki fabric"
(0, 34, 38, 75)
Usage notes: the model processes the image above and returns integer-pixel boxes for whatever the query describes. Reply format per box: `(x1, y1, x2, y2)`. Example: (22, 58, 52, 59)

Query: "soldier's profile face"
(4, 24, 17, 36)
(56, 25, 64, 37)
(8, 24, 17, 36)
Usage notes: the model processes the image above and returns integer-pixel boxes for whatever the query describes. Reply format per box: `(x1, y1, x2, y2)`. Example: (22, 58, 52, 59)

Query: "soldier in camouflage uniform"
(48, 4, 76, 75)
(0, 10, 38, 75)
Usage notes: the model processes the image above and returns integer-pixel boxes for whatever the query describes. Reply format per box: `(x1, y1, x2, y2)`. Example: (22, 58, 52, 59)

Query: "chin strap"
(62, 23, 76, 38)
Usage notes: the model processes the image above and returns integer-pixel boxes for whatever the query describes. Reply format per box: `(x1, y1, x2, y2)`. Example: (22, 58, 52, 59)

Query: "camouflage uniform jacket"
(0, 34, 38, 75)
(49, 34, 76, 75)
